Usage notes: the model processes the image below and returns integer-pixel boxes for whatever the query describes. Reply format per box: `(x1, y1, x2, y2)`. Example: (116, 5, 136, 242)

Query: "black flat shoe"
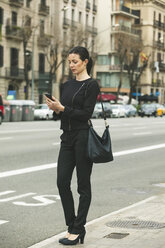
(60, 230, 86, 246)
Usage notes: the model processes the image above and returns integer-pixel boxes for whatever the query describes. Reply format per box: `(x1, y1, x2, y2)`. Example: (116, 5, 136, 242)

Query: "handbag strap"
(85, 79, 109, 128)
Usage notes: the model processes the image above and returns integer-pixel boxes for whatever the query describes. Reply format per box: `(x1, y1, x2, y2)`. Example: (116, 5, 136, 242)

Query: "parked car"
(34, 104, 53, 120)
(110, 104, 126, 118)
(92, 102, 112, 118)
(0, 94, 4, 125)
(138, 104, 156, 117)
(123, 104, 137, 117)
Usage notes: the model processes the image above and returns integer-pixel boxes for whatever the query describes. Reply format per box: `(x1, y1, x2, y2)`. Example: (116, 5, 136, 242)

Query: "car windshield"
(111, 105, 118, 109)
(35, 105, 48, 110)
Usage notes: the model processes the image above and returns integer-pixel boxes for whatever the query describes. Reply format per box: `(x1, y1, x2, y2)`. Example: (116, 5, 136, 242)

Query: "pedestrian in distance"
(45, 46, 99, 246)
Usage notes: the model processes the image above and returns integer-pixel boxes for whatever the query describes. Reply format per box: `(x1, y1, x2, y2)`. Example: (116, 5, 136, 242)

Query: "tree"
(22, 15, 33, 99)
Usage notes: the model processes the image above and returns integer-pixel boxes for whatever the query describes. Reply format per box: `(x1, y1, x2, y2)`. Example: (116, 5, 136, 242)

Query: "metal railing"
(9, 0, 23, 7)
(5, 67, 24, 80)
(6, 25, 23, 40)
(38, 4, 49, 15)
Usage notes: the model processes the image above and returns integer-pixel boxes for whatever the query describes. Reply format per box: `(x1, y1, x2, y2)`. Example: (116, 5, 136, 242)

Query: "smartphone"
(45, 93, 54, 101)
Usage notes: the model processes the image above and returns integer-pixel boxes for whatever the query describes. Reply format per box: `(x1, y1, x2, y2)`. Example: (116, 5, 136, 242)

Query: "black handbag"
(87, 92, 114, 164)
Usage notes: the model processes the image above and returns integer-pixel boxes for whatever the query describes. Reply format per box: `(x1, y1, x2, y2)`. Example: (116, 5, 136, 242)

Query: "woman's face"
(68, 53, 88, 75)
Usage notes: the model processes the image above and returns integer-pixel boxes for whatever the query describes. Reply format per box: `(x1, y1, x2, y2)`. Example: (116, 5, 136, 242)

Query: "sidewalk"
(29, 193, 165, 248)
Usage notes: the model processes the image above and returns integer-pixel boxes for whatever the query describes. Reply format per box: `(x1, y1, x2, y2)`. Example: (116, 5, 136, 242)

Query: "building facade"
(0, 0, 98, 103)
(132, 0, 165, 103)
(0, 0, 55, 103)
(96, 0, 140, 96)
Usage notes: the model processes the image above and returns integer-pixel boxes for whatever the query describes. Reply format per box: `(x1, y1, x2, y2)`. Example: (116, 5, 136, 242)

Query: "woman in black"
(46, 46, 99, 246)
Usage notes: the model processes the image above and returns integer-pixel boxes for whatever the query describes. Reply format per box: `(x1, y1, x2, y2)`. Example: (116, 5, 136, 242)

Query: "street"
(0, 117, 165, 248)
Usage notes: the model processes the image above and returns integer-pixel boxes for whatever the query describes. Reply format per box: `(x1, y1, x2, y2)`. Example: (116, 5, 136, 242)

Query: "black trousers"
(57, 129, 93, 234)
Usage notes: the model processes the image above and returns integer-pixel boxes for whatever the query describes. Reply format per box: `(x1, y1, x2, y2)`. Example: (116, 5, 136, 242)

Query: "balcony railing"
(71, 0, 77, 6)
(5, 67, 24, 80)
(86, 25, 98, 35)
(153, 41, 165, 50)
(37, 34, 51, 47)
(160, 62, 165, 71)
(153, 20, 165, 30)
(63, 0, 69, 3)
(93, 4, 97, 14)
(112, 25, 141, 36)
(71, 20, 79, 28)
(6, 25, 23, 41)
(38, 4, 49, 16)
(112, 5, 139, 18)
(86, 1, 90, 12)
(9, 0, 23, 8)
(63, 18, 70, 29)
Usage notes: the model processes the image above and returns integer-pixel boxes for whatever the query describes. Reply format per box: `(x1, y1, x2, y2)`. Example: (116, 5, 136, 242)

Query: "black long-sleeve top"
(54, 78, 100, 131)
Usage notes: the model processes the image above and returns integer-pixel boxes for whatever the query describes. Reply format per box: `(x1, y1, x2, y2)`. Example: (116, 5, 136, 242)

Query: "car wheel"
(46, 115, 49, 120)
(0, 115, 2, 125)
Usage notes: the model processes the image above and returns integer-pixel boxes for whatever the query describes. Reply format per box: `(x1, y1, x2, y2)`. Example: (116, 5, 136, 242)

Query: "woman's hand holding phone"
(45, 94, 64, 113)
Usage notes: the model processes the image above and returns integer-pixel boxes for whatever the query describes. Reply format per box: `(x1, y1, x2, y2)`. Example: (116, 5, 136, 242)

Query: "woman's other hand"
(45, 96, 64, 113)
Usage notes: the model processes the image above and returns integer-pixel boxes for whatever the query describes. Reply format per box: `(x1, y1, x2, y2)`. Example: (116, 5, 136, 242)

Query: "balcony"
(112, 5, 139, 19)
(9, 0, 23, 8)
(93, 4, 97, 14)
(153, 41, 165, 50)
(63, 0, 69, 3)
(86, 1, 90, 12)
(5, 67, 24, 80)
(86, 25, 98, 35)
(37, 34, 51, 47)
(6, 25, 23, 41)
(38, 4, 49, 16)
(111, 24, 141, 37)
(153, 20, 165, 30)
(63, 18, 70, 29)
(71, 0, 77, 6)
(160, 62, 165, 72)
(71, 20, 79, 29)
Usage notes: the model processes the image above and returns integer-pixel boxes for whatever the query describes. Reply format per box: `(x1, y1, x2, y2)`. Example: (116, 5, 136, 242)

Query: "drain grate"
(104, 232, 129, 239)
(106, 220, 165, 229)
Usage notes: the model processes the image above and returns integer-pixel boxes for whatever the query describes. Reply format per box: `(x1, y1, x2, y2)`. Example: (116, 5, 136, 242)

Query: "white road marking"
(0, 163, 57, 178)
(28, 195, 157, 248)
(0, 220, 9, 225)
(113, 143, 165, 157)
(13, 194, 60, 207)
(133, 132, 152, 136)
(0, 190, 15, 196)
(0, 193, 36, 203)
(0, 137, 13, 141)
(132, 127, 147, 130)
(0, 128, 59, 134)
(1, 143, 165, 178)
(52, 142, 60, 146)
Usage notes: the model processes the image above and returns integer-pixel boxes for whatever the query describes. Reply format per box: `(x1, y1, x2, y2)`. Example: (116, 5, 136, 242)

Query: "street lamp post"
(31, 33, 35, 101)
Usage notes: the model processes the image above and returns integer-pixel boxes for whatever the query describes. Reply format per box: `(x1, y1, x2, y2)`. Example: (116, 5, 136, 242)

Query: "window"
(97, 55, 111, 65)
(12, 11, 17, 26)
(157, 52, 161, 62)
(41, 0, 46, 5)
(72, 9, 74, 21)
(39, 53, 45, 73)
(153, 11, 156, 21)
(40, 19, 44, 35)
(10, 48, 19, 76)
(86, 14, 88, 25)
(26, 0, 31, 7)
(79, 11, 82, 23)
(92, 16, 95, 27)
(0, 45, 3, 67)
(0, 7, 4, 25)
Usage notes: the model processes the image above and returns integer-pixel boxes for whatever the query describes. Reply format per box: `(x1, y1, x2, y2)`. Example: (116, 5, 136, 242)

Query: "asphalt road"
(0, 117, 165, 248)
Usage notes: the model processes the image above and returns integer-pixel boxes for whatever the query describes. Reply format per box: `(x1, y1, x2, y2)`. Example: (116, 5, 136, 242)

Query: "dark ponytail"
(68, 46, 93, 75)
(87, 57, 93, 75)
